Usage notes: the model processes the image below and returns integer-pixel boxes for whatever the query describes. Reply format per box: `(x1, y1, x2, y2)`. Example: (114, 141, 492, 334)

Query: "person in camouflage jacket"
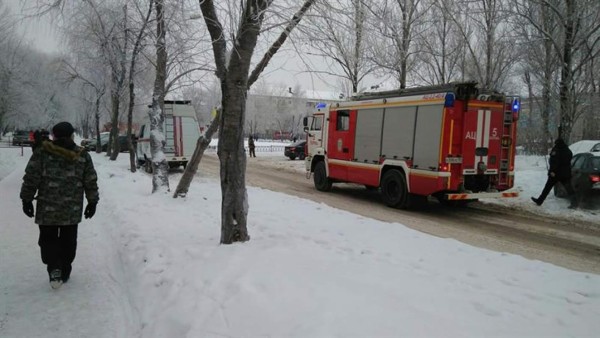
(20, 121, 99, 289)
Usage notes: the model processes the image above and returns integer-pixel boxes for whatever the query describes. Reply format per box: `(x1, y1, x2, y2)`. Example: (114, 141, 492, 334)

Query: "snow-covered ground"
(1, 143, 599, 338)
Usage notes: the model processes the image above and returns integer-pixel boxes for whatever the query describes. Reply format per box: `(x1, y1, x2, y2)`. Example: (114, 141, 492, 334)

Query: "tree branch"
(198, 0, 228, 80)
(247, 0, 316, 88)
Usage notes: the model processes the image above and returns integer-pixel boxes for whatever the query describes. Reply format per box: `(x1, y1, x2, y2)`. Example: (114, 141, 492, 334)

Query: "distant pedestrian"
(31, 129, 50, 152)
(248, 136, 256, 158)
(32, 129, 42, 152)
(531, 138, 578, 208)
(20, 122, 99, 289)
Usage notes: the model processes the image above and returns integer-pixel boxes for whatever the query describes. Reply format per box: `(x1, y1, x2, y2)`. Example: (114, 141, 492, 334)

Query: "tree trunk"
(539, 1, 554, 149)
(94, 94, 102, 154)
(127, 81, 136, 173)
(200, 0, 315, 245)
(558, 0, 575, 143)
(107, 90, 120, 157)
(150, 0, 169, 193)
(126, 0, 153, 173)
(219, 82, 250, 244)
(173, 109, 220, 198)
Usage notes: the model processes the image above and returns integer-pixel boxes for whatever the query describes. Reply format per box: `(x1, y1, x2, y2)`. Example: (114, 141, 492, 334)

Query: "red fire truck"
(303, 82, 520, 208)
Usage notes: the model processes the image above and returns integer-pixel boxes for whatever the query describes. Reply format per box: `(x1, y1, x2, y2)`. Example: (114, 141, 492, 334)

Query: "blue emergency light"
(512, 98, 520, 111)
(444, 93, 455, 107)
(315, 102, 327, 109)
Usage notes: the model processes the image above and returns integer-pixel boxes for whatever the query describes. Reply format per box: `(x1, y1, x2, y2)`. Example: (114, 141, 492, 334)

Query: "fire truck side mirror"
(303, 117, 308, 127)
(303, 126, 309, 132)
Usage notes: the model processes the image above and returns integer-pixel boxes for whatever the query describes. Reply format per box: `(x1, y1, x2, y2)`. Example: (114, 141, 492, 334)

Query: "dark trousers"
(249, 147, 256, 157)
(38, 225, 78, 279)
(537, 176, 577, 205)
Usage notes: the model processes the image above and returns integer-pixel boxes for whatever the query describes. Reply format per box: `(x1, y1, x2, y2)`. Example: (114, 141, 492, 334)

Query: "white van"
(136, 100, 200, 171)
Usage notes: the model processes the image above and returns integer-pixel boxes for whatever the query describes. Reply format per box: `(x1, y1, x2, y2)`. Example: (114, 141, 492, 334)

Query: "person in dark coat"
(20, 122, 99, 289)
(31, 129, 50, 152)
(248, 136, 256, 158)
(531, 138, 577, 208)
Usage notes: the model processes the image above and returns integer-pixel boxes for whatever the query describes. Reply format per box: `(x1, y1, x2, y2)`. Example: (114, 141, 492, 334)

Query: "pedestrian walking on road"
(531, 138, 578, 208)
(248, 136, 256, 158)
(20, 122, 99, 289)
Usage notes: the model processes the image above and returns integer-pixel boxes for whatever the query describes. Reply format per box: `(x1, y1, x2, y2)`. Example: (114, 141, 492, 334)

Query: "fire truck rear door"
(462, 106, 503, 173)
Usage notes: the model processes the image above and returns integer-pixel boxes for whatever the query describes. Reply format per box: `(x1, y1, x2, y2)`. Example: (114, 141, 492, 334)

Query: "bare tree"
(199, 0, 316, 244)
(367, 0, 428, 88)
(303, 0, 374, 93)
(148, 0, 169, 193)
(415, 0, 465, 85)
(445, 0, 518, 90)
(125, 0, 153, 172)
(173, 108, 220, 198)
(61, 61, 107, 151)
(513, 0, 600, 142)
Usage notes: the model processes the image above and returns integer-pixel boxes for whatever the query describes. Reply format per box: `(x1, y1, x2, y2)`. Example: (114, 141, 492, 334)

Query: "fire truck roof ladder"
(350, 82, 479, 101)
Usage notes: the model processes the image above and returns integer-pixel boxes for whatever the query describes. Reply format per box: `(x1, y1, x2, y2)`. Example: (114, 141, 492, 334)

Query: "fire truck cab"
(303, 82, 519, 209)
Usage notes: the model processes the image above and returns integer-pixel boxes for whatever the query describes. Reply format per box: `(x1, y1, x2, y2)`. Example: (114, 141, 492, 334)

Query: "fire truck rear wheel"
(314, 161, 332, 192)
(381, 169, 409, 209)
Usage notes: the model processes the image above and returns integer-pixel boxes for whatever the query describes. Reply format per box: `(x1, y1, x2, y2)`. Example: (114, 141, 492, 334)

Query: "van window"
(336, 111, 349, 131)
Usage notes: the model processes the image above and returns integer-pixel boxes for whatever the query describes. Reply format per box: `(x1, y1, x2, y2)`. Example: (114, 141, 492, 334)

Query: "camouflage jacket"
(20, 140, 99, 225)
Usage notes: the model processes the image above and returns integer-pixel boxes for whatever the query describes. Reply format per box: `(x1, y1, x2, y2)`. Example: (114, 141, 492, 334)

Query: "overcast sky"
(6, 0, 63, 54)
(4, 0, 386, 96)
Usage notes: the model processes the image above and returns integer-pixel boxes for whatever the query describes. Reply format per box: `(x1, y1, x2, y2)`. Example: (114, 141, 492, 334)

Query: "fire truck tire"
(314, 161, 332, 192)
(381, 169, 409, 208)
(289, 155, 296, 160)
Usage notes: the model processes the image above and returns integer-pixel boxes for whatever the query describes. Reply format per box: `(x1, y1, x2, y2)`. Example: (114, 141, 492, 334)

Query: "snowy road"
(201, 154, 600, 274)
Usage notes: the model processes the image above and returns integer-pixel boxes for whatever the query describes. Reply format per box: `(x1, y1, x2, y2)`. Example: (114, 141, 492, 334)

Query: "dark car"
(284, 140, 306, 160)
(555, 152, 600, 207)
(117, 135, 133, 152)
(81, 132, 130, 152)
(84, 133, 130, 152)
(12, 130, 33, 146)
(84, 132, 110, 151)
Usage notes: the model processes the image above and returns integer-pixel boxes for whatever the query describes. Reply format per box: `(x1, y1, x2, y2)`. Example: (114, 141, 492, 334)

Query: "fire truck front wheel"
(381, 169, 409, 209)
(314, 161, 332, 192)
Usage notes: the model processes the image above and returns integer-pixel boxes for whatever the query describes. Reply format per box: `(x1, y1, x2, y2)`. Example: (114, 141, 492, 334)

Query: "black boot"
(531, 197, 542, 206)
(49, 269, 63, 289)
(62, 264, 72, 283)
